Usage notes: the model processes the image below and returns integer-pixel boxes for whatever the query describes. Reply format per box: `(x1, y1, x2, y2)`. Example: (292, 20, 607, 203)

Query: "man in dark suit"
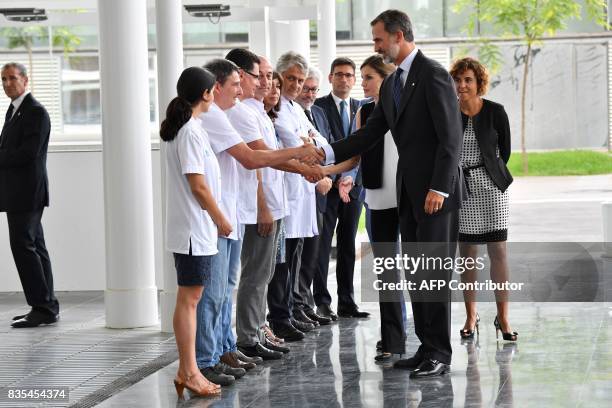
(313, 57, 369, 320)
(292, 67, 333, 327)
(319, 10, 464, 378)
(0, 62, 59, 328)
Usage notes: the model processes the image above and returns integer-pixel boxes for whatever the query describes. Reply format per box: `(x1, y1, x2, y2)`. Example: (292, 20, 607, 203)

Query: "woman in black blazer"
(450, 57, 517, 342)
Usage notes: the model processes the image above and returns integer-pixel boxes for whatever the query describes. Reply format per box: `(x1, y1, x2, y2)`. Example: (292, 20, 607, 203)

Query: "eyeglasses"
(333, 72, 355, 79)
(244, 70, 259, 79)
(302, 87, 319, 94)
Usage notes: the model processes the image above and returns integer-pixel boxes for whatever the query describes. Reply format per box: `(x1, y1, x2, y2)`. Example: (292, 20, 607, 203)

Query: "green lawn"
(355, 149, 612, 232)
(507, 150, 612, 176)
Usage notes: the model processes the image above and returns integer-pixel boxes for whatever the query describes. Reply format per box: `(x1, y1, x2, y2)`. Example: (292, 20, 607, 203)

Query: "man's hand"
(424, 190, 445, 215)
(296, 143, 324, 165)
(316, 177, 333, 195)
(302, 165, 326, 183)
(338, 176, 353, 203)
(257, 205, 274, 237)
(217, 217, 233, 237)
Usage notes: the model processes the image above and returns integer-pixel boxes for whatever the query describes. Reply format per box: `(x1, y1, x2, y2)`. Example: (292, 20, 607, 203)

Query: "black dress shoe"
(11, 311, 58, 328)
(409, 359, 450, 378)
(234, 349, 263, 364)
(316, 304, 338, 321)
(393, 354, 423, 371)
(337, 307, 370, 318)
(290, 318, 315, 332)
(270, 323, 305, 341)
(263, 340, 290, 354)
(215, 362, 246, 379)
(12, 310, 32, 321)
(201, 365, 235, 386)
(304, 309, 332, 325)
(293, 309, 319, 326)
(238, 343, 283, 360)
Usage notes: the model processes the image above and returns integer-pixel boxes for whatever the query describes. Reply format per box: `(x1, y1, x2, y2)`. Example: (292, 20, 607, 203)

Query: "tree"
(453, 0, 609, 174)
(1, 26, 81, 93)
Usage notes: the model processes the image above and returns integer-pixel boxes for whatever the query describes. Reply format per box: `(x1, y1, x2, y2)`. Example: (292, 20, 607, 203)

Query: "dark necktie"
(340, 100, 350, 137)
(304, 109, 315, 127)
(5, 103, 14, 122)
(393, 67, 404, 110)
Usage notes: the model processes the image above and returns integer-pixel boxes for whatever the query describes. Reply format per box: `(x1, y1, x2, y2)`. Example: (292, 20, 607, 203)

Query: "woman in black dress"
(449, 57, 517, 342)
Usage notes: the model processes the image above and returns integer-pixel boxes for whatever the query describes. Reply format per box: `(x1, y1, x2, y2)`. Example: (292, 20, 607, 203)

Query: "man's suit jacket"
(309, 104, 333, 213)
(330, 50, 464, 221)
(0, 93, 51, 212)
(314, 93, 362, 200)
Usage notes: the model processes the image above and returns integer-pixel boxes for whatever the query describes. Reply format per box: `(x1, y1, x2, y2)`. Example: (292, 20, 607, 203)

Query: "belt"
(462, 164, 484, 178)
(462, 164, 485, 196)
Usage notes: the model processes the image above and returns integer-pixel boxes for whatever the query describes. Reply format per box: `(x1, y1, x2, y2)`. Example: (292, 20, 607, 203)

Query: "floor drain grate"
(68, 349, 178, 408)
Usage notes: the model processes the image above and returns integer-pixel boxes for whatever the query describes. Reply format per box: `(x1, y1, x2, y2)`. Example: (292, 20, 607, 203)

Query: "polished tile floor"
(95, 301, 612, 408)
(3, 296, 611, 407)
(2, 175, 612, 407)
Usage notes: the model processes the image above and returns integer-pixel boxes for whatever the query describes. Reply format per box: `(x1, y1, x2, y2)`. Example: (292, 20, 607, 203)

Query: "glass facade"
(0, 0, 607, 144)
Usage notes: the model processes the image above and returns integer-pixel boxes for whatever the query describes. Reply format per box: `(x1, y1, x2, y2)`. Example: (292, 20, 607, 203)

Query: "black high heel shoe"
(459, 314, 480, 339)
(494, 316, 518, 341)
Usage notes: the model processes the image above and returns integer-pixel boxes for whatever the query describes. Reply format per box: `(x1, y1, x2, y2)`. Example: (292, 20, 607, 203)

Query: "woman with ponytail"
(162, 66, 231, 399)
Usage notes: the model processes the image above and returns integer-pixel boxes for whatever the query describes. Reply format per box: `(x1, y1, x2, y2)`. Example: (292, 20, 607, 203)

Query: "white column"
(270, 19, 310, 67)
(604, 202, 612, 258)
(249, 6, 271, 57)
(155, 0, 184, 333)
(317, 0, 336, 95)
(98, 0, 158, 328)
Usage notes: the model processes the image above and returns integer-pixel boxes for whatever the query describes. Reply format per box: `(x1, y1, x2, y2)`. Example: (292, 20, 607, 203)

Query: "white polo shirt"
(198, 103, 242, 240)
(242, 98, 289, 221)
(165, 117, 221, 256)
(225, 100, 262, 225)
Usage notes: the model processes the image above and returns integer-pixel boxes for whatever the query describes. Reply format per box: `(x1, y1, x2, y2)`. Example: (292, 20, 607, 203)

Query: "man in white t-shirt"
(196, 58, 324, 384)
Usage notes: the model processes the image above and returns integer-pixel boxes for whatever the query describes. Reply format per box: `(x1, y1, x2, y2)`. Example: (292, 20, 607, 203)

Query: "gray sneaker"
(200, 365, 235, 386)
(215, 362, 246, 379)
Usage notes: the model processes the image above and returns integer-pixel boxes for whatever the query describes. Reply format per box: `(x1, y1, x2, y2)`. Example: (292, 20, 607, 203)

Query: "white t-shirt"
(165, 117, 221, 256)
(198, 103, 242, 240)
(225, 100, 262, 225)
(242, 98, 289, 221)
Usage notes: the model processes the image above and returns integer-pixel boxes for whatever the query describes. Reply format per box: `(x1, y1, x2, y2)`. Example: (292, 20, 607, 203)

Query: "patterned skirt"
(459, 166, 509, 243)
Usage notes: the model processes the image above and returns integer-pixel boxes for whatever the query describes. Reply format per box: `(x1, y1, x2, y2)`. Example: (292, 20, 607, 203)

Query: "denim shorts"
(173, 252, 213, 286)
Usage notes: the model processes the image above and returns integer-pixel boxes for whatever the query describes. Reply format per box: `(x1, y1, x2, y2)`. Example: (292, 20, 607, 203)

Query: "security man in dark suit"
(313, 57, 369, 320)
(319, 10, 465, 378)
(1, 62, 59, 328)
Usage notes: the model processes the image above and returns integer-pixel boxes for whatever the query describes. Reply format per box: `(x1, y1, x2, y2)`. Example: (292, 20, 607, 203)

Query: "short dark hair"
(370, 9, 414, 42)
(1, 62, 27, 77)
(203, 58, 240, 85)
(225, 48, 260, 73)
(330, 57, 356, 74)
(449, 57, 490, 96)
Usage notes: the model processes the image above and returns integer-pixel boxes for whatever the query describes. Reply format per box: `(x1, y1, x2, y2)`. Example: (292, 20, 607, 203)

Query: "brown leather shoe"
(261, 324, 284, 343)
(221, 351, 256, 370)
